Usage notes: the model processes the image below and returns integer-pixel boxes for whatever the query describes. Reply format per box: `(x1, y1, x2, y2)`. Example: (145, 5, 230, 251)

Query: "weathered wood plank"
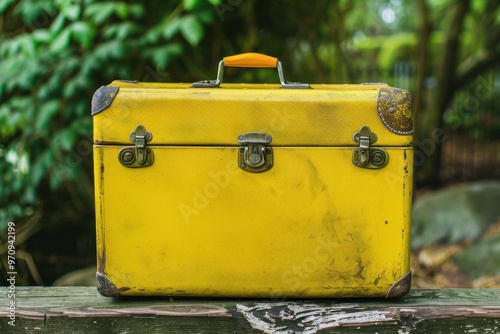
(0, 287, 499, 333)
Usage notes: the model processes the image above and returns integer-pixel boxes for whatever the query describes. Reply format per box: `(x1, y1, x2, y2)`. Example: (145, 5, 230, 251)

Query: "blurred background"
(0, 0, 499, 288)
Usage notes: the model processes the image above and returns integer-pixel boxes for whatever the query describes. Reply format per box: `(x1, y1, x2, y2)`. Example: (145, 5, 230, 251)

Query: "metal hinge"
(352, 126, 388, 169)
(118, 124, 154, 168)
(238, 132, 273, 173)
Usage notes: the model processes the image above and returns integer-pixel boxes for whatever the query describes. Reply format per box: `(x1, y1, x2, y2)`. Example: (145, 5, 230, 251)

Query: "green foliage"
(355, 33, 418, 71)
(180, 14, 204, 46)
(0, 0, 222, 229)
(0, 0, 499, 286)
(444, 73, 500, 139)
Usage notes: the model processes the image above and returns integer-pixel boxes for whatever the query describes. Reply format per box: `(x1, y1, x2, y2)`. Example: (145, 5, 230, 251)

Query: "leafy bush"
(444, 73, 500, 139)
(0, 0, 221, 230)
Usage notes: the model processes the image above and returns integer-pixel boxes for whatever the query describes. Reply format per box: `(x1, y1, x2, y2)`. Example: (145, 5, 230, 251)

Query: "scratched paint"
(237, 303, 391, 334)
(93, 80, 413, 297)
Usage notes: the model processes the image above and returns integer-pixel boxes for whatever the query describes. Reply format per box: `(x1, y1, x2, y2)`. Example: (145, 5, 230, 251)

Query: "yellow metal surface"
(93, 82, 413, 147)
(93, 82, 413, 297)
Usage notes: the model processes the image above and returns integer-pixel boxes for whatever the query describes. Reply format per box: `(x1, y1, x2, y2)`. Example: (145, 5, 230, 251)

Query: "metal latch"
(352, 126, 388, 169)
(238, 132, 273, 173)
(118, 124, 154, 168)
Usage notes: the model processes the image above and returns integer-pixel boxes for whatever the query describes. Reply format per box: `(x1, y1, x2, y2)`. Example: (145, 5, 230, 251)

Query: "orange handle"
(223, 53, 278, 68)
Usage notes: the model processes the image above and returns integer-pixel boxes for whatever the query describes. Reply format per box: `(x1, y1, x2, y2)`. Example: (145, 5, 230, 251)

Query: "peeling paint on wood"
(0, 287, 499, 333)
(237, 303, 392, 333)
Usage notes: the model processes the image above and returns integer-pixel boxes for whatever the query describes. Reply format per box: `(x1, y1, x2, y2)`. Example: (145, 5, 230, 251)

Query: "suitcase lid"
(92, 53, 413, 147)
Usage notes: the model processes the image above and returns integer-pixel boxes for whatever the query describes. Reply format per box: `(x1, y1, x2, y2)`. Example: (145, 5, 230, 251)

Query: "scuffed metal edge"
(91, 86, 119, 116)
(97, 248, 105, 275)
(385, 271, 411, 299)
(96, 271, 130, 297)
(377, 87, 414, 135)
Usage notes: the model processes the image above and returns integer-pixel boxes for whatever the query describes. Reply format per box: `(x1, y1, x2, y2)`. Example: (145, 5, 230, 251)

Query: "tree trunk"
(414, 0, 470, 187)
(413, 0, 430, 123)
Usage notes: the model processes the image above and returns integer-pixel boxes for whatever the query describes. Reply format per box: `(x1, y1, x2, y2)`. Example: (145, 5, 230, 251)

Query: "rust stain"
(97, 253, 105, 273)
(97, 150, 106, 274)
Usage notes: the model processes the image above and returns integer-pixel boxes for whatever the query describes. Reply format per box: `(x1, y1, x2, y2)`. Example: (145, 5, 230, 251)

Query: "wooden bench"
(1, 287, 499, 333)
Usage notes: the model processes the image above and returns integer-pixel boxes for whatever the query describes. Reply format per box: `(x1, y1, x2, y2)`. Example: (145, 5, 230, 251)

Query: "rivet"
(122, 151, 134, 163)
(238, 135, 244, 141)
(371, 151, 385, 166)
(240, 163, 246, 168)
(389, 107, 395, 114)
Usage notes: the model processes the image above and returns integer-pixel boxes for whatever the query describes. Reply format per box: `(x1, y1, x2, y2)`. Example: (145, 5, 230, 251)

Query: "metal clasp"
(118, 125, 154, 168)
(352, 126, 388, 169)
(238, 132, 273, 173)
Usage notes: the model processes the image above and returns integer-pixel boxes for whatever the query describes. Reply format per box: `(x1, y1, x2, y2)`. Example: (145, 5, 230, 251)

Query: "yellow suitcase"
(92, 53, 414, 298)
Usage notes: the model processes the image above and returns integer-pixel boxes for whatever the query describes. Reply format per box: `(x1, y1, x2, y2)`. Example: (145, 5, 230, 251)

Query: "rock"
(454, 234, 500, 279)
(411, 181, 500, 250)
(52, 266, 96, 286)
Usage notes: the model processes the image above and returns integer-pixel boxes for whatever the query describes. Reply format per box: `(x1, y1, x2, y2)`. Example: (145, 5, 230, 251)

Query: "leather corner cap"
(92, 86, 119, 116)
(377, 88, 414, 135)
(386, 271, 412, 299)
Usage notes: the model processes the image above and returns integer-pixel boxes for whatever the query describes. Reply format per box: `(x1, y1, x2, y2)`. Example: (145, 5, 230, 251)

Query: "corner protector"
(91, 86, 119, 116)
(385, 271, 411, 299)
(96, 271, 130, 297)
(377, 88, 414, 135)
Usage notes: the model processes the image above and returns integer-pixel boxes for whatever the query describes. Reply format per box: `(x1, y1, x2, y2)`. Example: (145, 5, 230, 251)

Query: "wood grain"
(0, 287, 499, 333)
